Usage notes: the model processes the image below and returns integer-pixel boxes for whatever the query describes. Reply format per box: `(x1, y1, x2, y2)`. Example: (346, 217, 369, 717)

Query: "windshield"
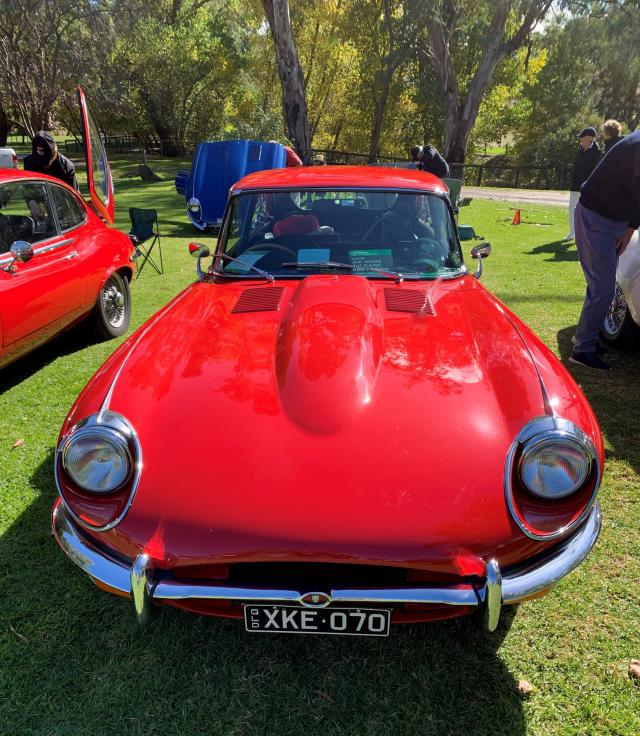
(216, 190, 463, 280)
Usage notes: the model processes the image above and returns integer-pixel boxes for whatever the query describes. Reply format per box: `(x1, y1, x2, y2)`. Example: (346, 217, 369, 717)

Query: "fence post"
(514, 167, 520, 188)
(476, 165, 483, 186)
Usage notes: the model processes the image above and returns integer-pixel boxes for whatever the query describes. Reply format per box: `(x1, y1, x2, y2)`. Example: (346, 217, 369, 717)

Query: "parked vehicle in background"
(0, 147, 18, 169)
(54, 166, 602, 637)
(602, 231, 640, 348)
(0, 88, 135, 370)
(176, 139, 302, 231)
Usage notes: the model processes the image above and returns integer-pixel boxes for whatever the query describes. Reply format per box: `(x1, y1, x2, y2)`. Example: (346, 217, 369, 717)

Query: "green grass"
(1, 178, 639, 735)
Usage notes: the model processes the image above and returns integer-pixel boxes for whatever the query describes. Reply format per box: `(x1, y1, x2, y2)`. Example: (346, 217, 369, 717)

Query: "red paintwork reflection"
(63, 274, 592, 580)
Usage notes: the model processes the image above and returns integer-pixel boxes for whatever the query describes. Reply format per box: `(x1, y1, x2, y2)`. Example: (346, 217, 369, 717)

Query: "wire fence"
(6, 134, 574, 191)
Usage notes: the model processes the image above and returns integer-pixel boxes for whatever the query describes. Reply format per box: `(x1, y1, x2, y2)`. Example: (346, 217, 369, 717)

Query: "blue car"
(176, 140, 302, 231)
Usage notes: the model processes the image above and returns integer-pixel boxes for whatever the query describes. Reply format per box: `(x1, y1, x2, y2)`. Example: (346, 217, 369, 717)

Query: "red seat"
(273, 214, 319, 237)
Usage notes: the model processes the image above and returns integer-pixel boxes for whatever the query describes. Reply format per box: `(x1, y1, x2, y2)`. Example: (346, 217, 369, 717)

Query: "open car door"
(77, 86, 114, 225)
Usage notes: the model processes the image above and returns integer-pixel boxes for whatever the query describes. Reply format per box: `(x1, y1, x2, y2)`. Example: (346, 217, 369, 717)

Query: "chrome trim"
(504, 416, 601, 541)
(52, 502, 601, 624)
(484, 559, 502, 631)
(54, 410, 143, 532)
(502, 503, 601, 603)
(131, 554, 153, 624)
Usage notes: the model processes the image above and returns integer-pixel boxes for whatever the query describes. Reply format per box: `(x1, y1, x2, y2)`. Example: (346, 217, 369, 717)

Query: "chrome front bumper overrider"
(52, 502, 601, 632)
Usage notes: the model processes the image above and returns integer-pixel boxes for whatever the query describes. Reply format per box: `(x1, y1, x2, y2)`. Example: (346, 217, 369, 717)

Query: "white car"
(0, 147, 18, 169)
(602, 231, 640, 347)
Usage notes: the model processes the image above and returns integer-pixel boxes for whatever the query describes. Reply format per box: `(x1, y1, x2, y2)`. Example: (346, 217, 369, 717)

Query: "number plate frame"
(244, 604, 391, 637)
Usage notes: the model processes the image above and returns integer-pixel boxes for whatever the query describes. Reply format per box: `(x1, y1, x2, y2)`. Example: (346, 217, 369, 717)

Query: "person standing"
(601, 119, 624, 153)
(570, 129, 640, 371)
(23, 131, 78, 190)
(564, 127, 602, 241)
(410, 144, 449, 179)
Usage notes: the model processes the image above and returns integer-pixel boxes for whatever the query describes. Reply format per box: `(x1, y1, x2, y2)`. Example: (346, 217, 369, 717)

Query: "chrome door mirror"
(188, 242, 210, 279)
(3, 240, 34, 273)
(471, 242, 491, 279)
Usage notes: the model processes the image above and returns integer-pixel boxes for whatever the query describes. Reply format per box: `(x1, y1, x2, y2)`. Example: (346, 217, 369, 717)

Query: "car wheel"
(91, 270, 131, 340)
(601, 283, 640, 349)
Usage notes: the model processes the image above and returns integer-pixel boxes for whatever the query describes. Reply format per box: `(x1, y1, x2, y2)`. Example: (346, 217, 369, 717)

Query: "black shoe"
(569, 351, 610, 371)
(571, 336, 609, 356)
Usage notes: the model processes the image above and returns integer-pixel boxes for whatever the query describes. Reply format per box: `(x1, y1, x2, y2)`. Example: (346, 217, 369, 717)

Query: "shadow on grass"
(557, 325, 640, 474)
(0, 454, 526, 736)
(527, 239, 579, 262)
(0, 323, 98, 395)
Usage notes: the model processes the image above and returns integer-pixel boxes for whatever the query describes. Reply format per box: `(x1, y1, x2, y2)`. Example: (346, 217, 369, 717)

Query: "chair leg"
(135, 236, 163, 278)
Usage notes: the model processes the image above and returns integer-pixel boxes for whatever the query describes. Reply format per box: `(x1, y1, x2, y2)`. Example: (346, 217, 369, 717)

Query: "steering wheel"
(245, 242, 297, 257)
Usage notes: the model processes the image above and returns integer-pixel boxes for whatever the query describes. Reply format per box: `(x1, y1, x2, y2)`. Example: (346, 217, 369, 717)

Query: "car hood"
(84, 275, 552, 572)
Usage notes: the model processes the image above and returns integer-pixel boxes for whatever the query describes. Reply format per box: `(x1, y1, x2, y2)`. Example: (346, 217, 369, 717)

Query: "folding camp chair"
(129, 207, 163, 278)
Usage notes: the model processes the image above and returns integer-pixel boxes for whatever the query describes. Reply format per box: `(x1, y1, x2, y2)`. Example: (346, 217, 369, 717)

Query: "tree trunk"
(0, 103, 8, 147)
(262, 0, 311, 163)
(368, 76, 392, 163)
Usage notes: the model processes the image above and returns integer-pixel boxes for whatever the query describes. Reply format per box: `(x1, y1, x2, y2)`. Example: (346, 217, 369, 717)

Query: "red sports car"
(52, 166, 602, 636)
(0, 88, 134, 370)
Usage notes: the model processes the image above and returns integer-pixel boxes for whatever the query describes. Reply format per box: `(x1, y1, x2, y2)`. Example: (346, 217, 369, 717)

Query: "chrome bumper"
(52, 502, 601, 631)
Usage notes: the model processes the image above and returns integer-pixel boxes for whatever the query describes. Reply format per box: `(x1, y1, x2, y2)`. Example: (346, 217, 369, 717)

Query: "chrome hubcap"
(603, 284, 626, 337)
(102, 276, 126, 328)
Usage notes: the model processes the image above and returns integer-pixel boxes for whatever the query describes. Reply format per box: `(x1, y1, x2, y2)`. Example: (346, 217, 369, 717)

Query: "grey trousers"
(573, 201, 627, 354)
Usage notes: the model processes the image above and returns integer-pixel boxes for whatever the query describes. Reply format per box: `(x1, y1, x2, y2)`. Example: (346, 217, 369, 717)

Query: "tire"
(601, 283, 640, 349)
(91, 270, 131, 340)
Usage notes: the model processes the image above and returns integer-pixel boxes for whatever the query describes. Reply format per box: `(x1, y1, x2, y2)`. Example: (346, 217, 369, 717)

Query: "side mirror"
(188, 242, 210, 279)
(470, 243, 491, 259)
(3, 240, 34, 273)
(470, 242, 491, 279)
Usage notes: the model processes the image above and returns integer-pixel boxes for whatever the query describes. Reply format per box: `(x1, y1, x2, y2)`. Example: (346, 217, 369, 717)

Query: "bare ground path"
(462, 186, 569, 207)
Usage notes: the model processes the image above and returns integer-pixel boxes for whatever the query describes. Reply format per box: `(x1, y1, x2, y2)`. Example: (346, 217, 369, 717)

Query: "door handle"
(63, 250, 79, 260)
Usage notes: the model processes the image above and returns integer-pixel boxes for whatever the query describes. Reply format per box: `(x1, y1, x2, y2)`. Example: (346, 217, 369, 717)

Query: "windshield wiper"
(213, 252, 274, 282)
(281, 260, 422, 284)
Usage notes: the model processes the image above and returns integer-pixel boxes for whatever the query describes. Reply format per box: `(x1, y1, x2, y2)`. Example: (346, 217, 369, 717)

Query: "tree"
(415, 0, 554, 163)
(0, 0, 99, 135)
(262, 0, 311, 162)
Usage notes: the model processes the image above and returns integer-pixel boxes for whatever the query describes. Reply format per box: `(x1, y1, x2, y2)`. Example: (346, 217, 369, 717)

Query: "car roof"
(0, 168, 70, 186)
(231, 165, 449, 194)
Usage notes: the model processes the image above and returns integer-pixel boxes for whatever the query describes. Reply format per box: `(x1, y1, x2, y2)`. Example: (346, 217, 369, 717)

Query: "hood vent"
(231, 286, 285, 314)
(384, 288, 435, 315)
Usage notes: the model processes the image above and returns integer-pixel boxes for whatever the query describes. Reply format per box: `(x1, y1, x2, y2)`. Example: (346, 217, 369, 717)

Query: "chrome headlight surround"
(505, 416, 601, 540)
(187, 197, 201, 216)
(55, 410, 142, 531)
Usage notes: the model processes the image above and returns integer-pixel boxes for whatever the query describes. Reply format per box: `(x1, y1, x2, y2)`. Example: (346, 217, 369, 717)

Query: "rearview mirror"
(470, 243, 492, 259)
(188, 242, 210, 280)
(3, 240, 34, 273)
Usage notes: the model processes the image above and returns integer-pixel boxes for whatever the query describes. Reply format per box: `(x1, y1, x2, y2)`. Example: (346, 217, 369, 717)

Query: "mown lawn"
(0, 168, 638, 735)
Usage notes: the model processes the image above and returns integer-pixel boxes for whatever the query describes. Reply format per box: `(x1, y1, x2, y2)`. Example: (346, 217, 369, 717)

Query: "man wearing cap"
(564, 127, 601, 241)
(570, 128, 640, 371)
(23, 131, 78, 190)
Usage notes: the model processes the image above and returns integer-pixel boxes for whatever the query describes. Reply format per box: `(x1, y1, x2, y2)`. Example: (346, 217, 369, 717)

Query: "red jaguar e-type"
(0, 88, 134, 370)
(52, 166, 602, 636)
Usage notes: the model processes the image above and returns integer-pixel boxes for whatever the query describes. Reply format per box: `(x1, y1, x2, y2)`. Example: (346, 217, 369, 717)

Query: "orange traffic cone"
(511, 209, 521, 225)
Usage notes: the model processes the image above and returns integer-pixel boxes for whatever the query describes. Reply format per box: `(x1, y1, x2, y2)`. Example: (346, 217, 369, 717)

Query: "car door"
(78, 86, 114, 224)
(0, 178, 86, 364)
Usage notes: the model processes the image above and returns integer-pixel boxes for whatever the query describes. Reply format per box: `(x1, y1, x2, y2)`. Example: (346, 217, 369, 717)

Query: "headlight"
(187, 197, 201, 214)
(61, 418, 133, 493)
(519, 438, 591, 499)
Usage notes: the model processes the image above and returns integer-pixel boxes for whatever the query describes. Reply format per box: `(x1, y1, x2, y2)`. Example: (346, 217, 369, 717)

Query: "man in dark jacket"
(23, 131, 78, 190)
(564, 127, 602, 240)
(410, 144, 450, 179)
(570, 129, 640, 371)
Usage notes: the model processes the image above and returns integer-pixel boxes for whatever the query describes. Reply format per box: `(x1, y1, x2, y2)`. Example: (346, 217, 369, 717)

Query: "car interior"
(0, 183, 56, 253)
(221, 190, 462, 276)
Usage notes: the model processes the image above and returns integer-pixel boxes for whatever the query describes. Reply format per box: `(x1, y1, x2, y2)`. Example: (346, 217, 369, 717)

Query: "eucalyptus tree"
(412, 0, 554, 163)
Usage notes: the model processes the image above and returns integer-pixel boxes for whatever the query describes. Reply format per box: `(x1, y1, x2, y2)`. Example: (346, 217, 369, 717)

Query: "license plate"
(244, 605, 391, 637)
